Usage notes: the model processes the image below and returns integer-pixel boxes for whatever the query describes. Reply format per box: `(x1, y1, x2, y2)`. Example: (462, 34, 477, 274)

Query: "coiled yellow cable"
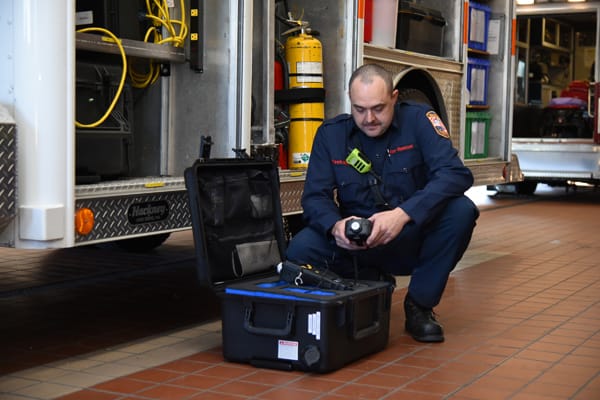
(75, 0, 190, 126)
(75, 27, 127, 128)
(130, 0, 188, 88)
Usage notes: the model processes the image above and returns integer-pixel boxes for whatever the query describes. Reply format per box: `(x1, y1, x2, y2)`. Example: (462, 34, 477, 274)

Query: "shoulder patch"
(425, 111, 450, 139)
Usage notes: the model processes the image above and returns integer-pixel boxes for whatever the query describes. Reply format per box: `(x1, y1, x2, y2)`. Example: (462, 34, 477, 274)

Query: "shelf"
(467, 48, 490, 57)
(533, 43, 570, 53)
(76, 32, 185, 63)
(529, 17, 572, 53)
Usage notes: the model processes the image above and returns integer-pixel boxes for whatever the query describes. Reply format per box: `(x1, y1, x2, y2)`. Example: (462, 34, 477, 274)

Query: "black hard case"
(184, 158, 393, 373)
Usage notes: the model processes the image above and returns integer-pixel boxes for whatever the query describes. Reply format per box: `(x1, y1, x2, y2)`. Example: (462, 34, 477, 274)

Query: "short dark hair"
(349, 64, 394, 95)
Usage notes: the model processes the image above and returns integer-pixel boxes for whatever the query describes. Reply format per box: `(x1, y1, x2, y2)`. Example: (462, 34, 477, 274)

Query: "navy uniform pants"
(285, 196, 479, 309)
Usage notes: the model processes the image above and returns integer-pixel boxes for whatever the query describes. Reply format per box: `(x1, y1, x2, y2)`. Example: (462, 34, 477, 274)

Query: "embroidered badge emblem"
(426, 111, 450, 139)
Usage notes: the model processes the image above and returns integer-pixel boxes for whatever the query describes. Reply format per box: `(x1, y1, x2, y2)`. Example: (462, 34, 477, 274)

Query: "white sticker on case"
(278, 340, 299, 361)
(308, 311, 321, 340)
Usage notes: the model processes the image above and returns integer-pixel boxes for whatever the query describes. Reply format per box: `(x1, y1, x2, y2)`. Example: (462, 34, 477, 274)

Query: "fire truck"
(0, 0, 519, 250)
(497, 1, 600, 195)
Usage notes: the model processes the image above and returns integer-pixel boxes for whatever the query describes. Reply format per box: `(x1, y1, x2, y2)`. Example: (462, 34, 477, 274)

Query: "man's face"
(349, 76, 398, 138)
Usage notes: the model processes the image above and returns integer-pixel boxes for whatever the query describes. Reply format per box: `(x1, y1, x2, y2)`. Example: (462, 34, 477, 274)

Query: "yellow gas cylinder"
(285, 32, 324, 169)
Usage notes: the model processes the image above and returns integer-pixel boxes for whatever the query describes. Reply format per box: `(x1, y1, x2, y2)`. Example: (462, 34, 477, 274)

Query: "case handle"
(350, 293, 383, 340)
(243, 304, 295, 337)
(352, 320, 381, 340)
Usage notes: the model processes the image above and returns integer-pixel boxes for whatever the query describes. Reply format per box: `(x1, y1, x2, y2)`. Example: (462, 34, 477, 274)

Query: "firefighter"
(285, 64, 479, 343)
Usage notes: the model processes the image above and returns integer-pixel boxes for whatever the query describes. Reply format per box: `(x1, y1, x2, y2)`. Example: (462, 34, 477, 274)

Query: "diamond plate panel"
(0, 121, 16, 230)
(75, 191, 192, 243)
(280, 180, 305, 215)
(465, 159, 509, 186)
(363, 53, 463, 152)
(76, 176, 186, 198)
(429, 70, 462, 151)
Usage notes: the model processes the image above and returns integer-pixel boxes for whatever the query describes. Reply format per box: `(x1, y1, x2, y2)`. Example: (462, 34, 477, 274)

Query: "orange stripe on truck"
(463, 1, 469, 45)
(512, 18, 517, 56)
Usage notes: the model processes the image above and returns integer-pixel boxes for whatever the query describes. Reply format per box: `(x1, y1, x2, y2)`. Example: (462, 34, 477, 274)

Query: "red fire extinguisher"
(274, 59, 284, 91)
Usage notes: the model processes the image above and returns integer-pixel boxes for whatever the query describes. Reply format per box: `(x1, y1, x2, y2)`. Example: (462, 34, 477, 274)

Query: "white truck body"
(0, 0, 518, 249)
(508, 2, 600, 194)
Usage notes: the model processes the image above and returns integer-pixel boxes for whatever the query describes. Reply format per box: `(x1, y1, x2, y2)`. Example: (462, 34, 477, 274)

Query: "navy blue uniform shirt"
(301, 101, 474, 235)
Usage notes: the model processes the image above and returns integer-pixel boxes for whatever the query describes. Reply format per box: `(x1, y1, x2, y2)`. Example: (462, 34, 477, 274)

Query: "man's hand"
(366, 207, 411, 248)
(331, 208, 411, 250)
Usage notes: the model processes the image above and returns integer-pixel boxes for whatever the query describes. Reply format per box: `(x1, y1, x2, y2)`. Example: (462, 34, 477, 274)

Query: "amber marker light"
(75, 208, 95, 236)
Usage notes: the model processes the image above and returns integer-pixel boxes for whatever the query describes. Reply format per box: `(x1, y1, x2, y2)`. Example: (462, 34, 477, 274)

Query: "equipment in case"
(184, 158, 393, 373)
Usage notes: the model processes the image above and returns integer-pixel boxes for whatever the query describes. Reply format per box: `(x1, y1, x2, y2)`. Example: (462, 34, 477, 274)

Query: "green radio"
(345, 148, 372, 174)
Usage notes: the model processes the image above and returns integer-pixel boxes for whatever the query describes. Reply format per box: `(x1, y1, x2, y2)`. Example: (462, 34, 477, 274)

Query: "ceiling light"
(567, 0, 586, 3)
(516, 0, 535, 5)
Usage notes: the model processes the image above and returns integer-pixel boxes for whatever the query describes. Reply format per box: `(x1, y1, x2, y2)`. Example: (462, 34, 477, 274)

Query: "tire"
(396, 88, 432, 107)
(113, 233, 171, 252)
(515, 181, 537, 195)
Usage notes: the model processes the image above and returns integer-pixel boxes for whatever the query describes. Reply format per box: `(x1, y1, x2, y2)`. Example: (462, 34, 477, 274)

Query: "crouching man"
(286, 64, 479, 342)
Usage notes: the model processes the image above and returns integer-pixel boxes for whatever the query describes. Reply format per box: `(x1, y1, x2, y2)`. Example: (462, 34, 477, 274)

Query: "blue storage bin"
(468, 2, 491, 51)
(467, 57, 490, 106)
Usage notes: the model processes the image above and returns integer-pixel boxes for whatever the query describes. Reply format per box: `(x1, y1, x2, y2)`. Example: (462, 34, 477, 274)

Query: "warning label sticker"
(278, 340, 299, 361)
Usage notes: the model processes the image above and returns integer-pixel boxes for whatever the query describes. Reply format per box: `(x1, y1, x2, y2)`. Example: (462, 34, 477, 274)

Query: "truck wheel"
(396, 88, 432, 106)
(515, 181, 537, 195)
(114, 233, 171, 252)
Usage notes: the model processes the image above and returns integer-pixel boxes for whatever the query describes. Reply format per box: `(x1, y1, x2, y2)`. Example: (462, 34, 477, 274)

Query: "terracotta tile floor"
(0, 185, 599, 399)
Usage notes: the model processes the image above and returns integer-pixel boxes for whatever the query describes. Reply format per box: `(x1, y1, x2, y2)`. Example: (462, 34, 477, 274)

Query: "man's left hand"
(366, 207, 411, 247)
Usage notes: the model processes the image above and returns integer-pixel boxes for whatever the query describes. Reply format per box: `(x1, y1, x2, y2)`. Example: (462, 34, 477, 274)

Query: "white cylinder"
(13, 0, 74, 245)
(371, 0, 399, 48)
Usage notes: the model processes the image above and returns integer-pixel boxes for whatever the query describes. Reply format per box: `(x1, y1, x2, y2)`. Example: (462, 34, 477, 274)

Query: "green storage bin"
(465, 112, 490, 159)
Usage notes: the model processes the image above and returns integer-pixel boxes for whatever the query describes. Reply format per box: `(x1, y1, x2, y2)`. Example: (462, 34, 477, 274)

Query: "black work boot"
(404, 294, 444, 343)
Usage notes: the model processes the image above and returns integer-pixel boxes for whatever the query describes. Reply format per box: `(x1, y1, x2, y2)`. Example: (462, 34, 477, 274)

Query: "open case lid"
(184, 158, 287, 290)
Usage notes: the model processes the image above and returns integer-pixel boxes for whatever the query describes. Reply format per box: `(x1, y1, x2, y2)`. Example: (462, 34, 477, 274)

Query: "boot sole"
(408, 332, 444, 343)
(405, 326, 444, 343)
